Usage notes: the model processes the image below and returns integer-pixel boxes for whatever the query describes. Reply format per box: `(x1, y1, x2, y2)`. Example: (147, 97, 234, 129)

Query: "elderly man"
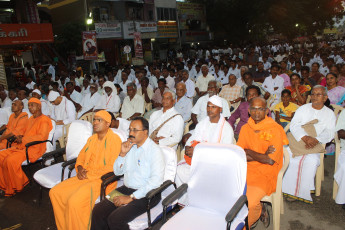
(195, 64, 215, 98)
(91, 117, 164, 230)
(120, 83, 145, 120)
(32, 89, 52, 117)
(175, 82, 193, 122)
(181, 69, 195, 99)
(78, 83, 102, 118)
(50, 111, 122, 230)
(48, 90, 76, 149)
(0, 100, 28, 150)
(334, 109, 345, 208)
(0, 98, 52, 196)
(0, 90, 12, 108)
(95, 81, 120, 114)
(149, 91, 184, 150)
(282, 85, 336, 203)
(17, 89, 29, 111)
(175, 95, 234, 206)
(64, 82, 82, 111)
(219, 74, 242, 111)
(191, 80, 231, 126)
(237, 97, 288, 228)
(136, 77, 153, 112)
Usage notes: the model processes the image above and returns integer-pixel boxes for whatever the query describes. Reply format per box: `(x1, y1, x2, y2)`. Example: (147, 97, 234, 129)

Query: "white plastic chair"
(261, 146, 290, 230)
(161, 143, 248, 230)
(333, 132, 341, 200)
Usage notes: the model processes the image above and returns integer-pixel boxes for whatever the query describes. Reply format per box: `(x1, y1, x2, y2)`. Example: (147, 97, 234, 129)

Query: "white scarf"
(195, 114, 226, 143)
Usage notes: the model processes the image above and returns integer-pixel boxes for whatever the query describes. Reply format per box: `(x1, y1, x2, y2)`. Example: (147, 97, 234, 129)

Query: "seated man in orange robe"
(237, 97, 288, 228)
(0, 100, 28, 150)
(0, 98, 53, 196)
(49, 110, 122, 230)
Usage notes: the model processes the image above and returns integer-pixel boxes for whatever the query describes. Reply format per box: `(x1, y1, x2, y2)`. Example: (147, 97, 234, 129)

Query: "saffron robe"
(0, 112, 28, 150)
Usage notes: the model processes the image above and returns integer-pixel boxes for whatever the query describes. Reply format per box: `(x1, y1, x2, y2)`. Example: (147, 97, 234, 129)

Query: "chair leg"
(315, 165, 322, 196)
(272, 194, 281, 230)
(280, 193, 284, 215)
(333, 180, 339, 200)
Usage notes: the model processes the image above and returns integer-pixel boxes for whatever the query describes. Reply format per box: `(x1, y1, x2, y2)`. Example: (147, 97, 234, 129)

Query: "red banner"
(82, 31, 98, 60)
(133, 32, 143, 58)
(0, 24, 53, 46)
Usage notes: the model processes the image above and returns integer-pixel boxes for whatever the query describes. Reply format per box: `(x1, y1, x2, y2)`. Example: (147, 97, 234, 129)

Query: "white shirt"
(117, 117, 131, 135)
(119, 79, 132, 94)
(175, 96, 193, 122)
(40, 98, 52, 117)
(195, 73, 215, 92)
(1, 97, 12, 108)
(95, 93, 121, 113)
(26, 81, 36, 90)
(228, 67, 241, 79)
(290, 103, 336, 144)
(149, 107, 184, 149)
(182, 79, 195, 98)
(70, 90, 82, 105)
(51, 96, 76, 125)
(121, 94, 145, 120)
(191, 94, 231, 122)
(262, 75, 284, 102)
(81, 92, 102, 112)
(48, 65, 55, 81)
(81, 86, 90, 97)
(165, 76, 175, 91)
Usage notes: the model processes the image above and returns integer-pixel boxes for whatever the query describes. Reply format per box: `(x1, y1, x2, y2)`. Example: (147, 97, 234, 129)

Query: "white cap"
(32, 89, 41, 95)
(208, 95, 222, 108)
(48, 91, 60, 102)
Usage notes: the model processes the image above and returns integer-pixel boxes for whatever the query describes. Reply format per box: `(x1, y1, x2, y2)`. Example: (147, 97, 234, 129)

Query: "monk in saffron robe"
(0, 100, 28, 150)
(49, 110, 122, 230)
(0, 98, 52, 196)
(237, 97, 288, 228)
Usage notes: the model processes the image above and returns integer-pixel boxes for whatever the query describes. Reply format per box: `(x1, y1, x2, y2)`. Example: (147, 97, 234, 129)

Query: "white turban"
(32, 89, 41, 95)
(102, 81, 117, 95)
(48, 91, 60, 102)
(208, 95, 222, 108)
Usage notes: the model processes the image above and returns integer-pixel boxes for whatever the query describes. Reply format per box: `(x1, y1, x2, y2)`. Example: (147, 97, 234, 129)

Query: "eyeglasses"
(128, 129, 146, 133)
(311, 93, 324, 97)
(249, 107, 266, 112)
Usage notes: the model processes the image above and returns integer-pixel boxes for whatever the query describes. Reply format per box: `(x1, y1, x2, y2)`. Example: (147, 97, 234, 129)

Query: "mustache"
(129, 135, 135, 139)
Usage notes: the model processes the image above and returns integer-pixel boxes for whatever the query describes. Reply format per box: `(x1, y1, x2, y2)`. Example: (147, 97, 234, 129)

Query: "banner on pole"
(133, 32, 143, 58)
(82, 31, 98, 60)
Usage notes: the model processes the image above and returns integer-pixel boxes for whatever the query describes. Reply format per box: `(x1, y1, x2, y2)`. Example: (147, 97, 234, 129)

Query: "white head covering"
(48, 91, 60, 102)
(103, 81, 117, 95)
(32, 89, 41, 95)
(208, 95, 222, 108)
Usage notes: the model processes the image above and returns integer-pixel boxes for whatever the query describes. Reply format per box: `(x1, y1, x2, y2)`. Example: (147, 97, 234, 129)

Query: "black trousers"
(91, 185, 161, 230)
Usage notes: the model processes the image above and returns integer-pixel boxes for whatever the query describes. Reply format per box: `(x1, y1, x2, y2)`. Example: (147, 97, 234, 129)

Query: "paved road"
(0, 155, 344, 230)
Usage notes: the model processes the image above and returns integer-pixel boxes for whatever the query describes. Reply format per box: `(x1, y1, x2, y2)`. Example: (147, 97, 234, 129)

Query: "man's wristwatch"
(130, 194, 135, 200)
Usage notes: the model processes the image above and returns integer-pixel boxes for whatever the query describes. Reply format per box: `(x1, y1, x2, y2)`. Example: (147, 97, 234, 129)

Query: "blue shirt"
(114, 138, 165, 199)
(175, 96, 192, 122)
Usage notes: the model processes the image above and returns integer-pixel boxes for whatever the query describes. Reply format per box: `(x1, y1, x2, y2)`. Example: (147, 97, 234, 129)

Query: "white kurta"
(77, 92, 102, 118)
(95, 93, 121, 114)
(195, 74, 215, 92)
(149, 107, 184, 150)
(40, 98, 52, 117)
(175, 115, 234, 206)
(70, 90, 82, 105)
(191, 94, 231, 122)
(117, 118, 131, 135)
(282, 103, 336, 202)
(262, 75, 284, 106)
(334, 109, 345, 204)
(121, 94, 145, 120)
(1, 97, 12, 108)
(182, 79, 196, 98)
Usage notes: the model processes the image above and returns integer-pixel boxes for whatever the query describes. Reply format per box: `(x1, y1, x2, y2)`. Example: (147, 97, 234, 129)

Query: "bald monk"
(0, 100, 28, 150)
(49, 110, 122, 230)
(236, 97, 288, 228)
(0, 98, 53, 196)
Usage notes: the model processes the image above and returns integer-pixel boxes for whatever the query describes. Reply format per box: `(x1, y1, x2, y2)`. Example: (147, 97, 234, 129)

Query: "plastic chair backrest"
(188, 143, 247, 214)
(66, 120, 93, 161)
(331, 104, 344, 118)
(79, 112, 94, 123)
(46, 120, 56, 153)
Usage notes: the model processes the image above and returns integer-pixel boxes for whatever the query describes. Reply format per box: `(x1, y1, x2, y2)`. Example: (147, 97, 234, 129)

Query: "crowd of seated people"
(0, 40, 345, 229)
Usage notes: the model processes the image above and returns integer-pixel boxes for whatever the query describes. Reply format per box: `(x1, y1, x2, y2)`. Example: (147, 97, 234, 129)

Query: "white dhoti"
(282, 147, 320, 203)
(175, 159, 191, 206)
(334, 150, 345, 204)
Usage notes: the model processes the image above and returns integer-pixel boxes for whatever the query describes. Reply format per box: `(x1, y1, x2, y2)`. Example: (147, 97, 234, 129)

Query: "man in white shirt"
(282, 86, 336, 203)
(81, 79, 90, 97)
(0, 90, 12, 108)
(149, 91, 184, 150)
(195, 65, 215, 98)
(64, 82, 82, 112)
(77, 83, 102, 118)
(175, 95, 234, 206)
(48, 90, 76, 149)
(109, 112, 130, 136)
(120, 83, 145, 120)
(162, 67, 175, 91)
(48, 63, 56, 81)
(181, 69, 195, 98)
(95, 81, 120, 114)
(119, 72, 132, 95)
(136, 77, 153, 112)
(175, 82, 193, 122)
(17, 89, 29, 111)
(32, 89, 52, 117)
(25, 76, 36, 91)
(262, 65, 284, 106)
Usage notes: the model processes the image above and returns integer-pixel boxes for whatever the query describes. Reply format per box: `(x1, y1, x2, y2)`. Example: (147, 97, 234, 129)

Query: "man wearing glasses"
(237, 96, 288, 228)
(91, 117, 164, 230)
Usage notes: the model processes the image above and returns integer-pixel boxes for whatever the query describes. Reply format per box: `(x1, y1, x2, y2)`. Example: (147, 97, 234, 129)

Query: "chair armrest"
(25, 140, 50, 148)
(162, 183, 188, 207)
(42, 147, 66, 160)
(101, 172, 115, 181)
(100, 174, 123, 201)
(0, 128, 6, 135)
(61, 158, 77, 182)
(225, 195, 248, 229)
(146, 180, 173, 200)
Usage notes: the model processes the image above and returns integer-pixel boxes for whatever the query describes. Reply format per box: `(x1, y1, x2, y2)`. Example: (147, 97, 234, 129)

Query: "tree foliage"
(189, 0, 345, 42)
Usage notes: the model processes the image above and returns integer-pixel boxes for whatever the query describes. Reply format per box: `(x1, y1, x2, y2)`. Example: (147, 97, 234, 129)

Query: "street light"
(86, 18, 93, 25)
(295, 23, 299, 27)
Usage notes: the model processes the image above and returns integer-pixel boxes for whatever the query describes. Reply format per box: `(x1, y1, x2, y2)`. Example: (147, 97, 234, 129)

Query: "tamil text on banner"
(82, 31, 98, 60)
(133, 32, 143, 58)
(0, 24, 53, 45)
(95, 23, 122, 38)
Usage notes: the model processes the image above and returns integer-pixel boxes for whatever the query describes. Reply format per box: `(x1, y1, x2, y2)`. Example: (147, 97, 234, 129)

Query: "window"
(156, 7, 176, 21)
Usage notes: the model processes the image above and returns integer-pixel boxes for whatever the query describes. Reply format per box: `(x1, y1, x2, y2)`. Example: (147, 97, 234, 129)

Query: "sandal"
(259, 203, 270, 228)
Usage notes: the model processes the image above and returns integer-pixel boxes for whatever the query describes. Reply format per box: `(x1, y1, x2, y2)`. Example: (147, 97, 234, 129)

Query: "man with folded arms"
(50, 110, 122, 230)
(237, 97, 288, 228)
(0, 100, 28, 150)
(282, 85, 336, 203)
(91, 117, 164, 230)
(0, 98, 52, 196)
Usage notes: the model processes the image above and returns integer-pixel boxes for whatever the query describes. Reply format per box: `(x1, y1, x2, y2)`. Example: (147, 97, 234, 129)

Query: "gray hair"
(240, 66, 249, 72)
(312, 85, 327, 95)
(208, 80, 219, 89)
(180, 69, 189, 75)
(164, 90, 176, 99)
(176, 82, 186, 89)
(127, 82, 137, 90)
(201, 64, 209, 69)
